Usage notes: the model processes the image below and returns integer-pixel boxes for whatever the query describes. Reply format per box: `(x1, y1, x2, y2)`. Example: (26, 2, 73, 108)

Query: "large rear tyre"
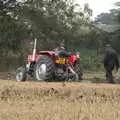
(34, 55, 55, 81)
(16, 67, 27, 82)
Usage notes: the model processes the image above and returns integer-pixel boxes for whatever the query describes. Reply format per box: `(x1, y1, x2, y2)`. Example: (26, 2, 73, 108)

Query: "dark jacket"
(104, 47, 119, 71)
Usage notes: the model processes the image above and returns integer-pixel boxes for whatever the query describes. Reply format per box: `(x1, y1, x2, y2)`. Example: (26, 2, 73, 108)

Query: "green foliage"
(95, 10, 119, 25)
(0, 0, 96, 70)
(78, 50, 103, 71)
(1, 0, 116, 71)
(0, 0, 30, 51)
(21, 0, 92, 44)
(94, 2, 120, 53)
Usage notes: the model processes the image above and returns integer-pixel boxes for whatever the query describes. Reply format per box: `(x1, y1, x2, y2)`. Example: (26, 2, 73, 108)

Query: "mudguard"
(39, 51, 57, 56)
(69, 55, 80, 65)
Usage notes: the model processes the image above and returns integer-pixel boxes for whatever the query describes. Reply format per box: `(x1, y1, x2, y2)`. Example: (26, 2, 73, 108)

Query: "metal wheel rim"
(36, 64, 47, 81)
(16, 71, 24, 82)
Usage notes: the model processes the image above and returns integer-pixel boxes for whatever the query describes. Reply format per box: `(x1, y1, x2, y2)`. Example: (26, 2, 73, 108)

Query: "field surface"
(0, 72, 120, 120)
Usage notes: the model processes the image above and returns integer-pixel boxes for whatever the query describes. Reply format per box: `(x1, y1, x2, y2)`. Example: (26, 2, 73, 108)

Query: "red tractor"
(16, 39, 83, 82)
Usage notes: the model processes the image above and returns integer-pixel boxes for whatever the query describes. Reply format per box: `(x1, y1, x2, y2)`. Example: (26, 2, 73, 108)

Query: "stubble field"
(0, 72, 120, 120)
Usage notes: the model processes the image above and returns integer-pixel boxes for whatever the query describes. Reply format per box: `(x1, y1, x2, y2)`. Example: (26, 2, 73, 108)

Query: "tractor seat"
(59, 51, 71, 58)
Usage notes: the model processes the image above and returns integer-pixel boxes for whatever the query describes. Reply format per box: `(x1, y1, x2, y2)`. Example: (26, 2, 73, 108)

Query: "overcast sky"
(75, 0, 120, 19)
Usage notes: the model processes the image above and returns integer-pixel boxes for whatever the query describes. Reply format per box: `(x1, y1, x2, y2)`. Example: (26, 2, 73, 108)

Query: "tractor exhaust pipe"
(32, 38, 37, 61)
(26, 38, 37, 71)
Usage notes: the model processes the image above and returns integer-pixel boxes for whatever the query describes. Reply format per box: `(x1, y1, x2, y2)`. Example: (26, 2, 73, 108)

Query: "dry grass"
(0, 79, 120, 120)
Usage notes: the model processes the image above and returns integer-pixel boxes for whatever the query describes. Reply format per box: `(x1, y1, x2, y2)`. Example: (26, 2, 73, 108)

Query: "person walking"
(104, 44, 119, 83)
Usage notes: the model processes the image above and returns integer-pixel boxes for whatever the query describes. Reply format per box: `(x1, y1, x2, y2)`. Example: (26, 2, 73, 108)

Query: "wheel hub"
(36, 64, 47, 80)
(16, 71, 23, 81)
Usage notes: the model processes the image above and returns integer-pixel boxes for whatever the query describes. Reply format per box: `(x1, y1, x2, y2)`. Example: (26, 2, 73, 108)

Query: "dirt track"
(0, 71, 107, 81)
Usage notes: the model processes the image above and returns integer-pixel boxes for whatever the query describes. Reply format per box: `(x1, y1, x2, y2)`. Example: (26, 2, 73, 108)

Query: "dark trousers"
(105, 65, 114, 83)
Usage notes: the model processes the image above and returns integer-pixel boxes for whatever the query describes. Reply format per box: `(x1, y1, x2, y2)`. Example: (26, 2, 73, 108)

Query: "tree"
(0, 0, 30, 51)
(18, 0, 93, 50)
(94, 10, 119, 25)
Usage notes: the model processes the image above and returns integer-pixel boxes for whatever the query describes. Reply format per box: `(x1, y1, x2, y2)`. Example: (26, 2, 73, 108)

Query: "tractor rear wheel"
(34, 55, 55, 81)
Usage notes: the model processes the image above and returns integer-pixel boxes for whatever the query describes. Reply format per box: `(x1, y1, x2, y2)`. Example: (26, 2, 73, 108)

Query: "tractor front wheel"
(16, 67, 27, 82)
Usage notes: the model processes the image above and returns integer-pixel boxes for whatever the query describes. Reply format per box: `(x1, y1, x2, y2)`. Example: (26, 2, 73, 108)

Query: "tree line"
(0, 0, 120, 70)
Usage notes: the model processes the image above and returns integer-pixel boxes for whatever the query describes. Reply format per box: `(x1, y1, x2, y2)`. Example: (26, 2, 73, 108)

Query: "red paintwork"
(26, 51, 80, 64)
(25, 55, 41, 62)
(69, 55, 80, 65)
(25, 51, 57, 62)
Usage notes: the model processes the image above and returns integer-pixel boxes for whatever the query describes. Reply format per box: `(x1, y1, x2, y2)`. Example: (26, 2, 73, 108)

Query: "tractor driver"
(54, 42, 71, 57)
(54, 42, 65, 52)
